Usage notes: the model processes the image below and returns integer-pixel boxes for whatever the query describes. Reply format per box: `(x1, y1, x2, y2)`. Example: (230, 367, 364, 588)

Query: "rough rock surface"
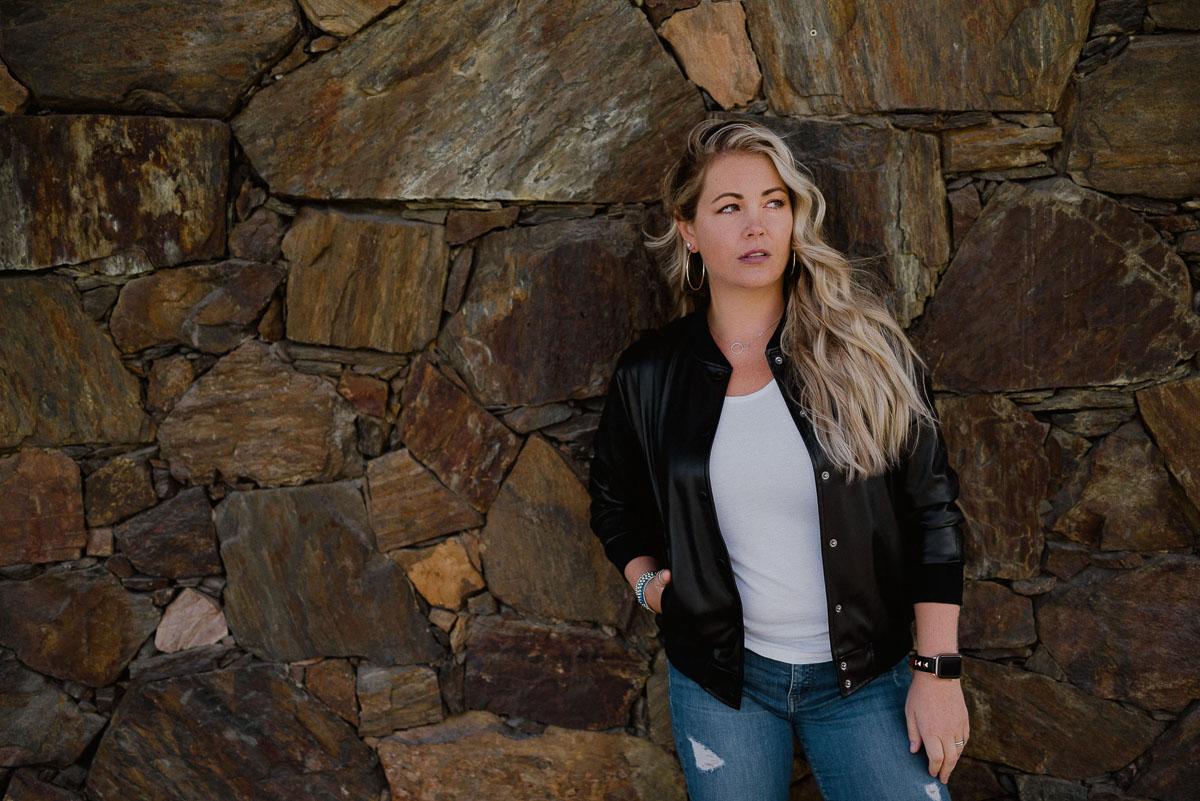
(110, 261, 286, 354)
(0, 0, 300, 116)
(305, 658, 359, 726)
(480, 437, 631, 627)
(86, 663, 386, 801)
(365, 449, 482, 551)
(396, 360, 521, 512)
(0, 658, 107, 768)
(936, 395, 1048, 579)
(755, 116, 948, 327)
(0, 59, 28, 112)
(157, 341, 361, 487)
(0, 565, 160, 686)
(1128, 701, 1200, 801)
(83, 454, 157, 527)
(282, 209, 449, 353)
(962, 657, 1162, 778)
(215, 481, 441, 664)
(112, 487, 221, 578)
(154, 589, 228, 653)
(1067, 34, 1200, 198)
(0, 277, 153, 448)
(659, 1, 761, 109)
(918, 178, 1200, 392)
(390, 537, 484, 610)
(0, 449, 85, 566)
(942, 124, 1062, 172)
(439, 218, 671, 406)
(232, 0, 703, 201)
(745, 0, 1090, 114)
(958, 580, 1036, 651)
(298, 0, 397, 36)
(464, 617, 648, 731)
(356, 664, 444, 736)
(1051, 422, 1194, 551)
(377, 711, 686, 801)
(1038, 557, 1200, 712)
(1137, 376, 1200, 513)
(0, 115, 228, 270)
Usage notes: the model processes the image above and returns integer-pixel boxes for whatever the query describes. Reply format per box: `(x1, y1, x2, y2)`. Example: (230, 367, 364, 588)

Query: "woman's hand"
(904, 672, 969, 784)
(642, 568, 672, 613)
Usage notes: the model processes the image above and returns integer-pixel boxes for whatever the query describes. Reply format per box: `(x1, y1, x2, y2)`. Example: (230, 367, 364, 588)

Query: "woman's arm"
(906, 602, 969, 785)
(623, 556, 671, 614)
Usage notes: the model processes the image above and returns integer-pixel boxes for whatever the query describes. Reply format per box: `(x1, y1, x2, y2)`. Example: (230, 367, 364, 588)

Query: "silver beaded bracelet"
(634, 570, 659, 611)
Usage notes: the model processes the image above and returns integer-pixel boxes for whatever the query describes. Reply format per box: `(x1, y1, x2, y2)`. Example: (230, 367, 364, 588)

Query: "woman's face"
(676, 151, 794, 297)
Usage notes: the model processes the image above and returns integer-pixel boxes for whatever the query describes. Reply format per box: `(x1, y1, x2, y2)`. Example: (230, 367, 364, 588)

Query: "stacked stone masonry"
(0, 1, 1197, 800)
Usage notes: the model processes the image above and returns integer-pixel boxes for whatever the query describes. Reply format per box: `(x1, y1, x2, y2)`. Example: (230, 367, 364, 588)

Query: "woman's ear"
(675, 217, 696, 248)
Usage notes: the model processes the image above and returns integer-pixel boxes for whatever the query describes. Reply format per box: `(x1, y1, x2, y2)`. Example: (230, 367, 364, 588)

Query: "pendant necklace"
(714, 314, 782, 355)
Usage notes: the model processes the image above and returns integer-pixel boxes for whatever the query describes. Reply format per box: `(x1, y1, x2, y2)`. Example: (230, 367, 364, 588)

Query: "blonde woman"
(589, 119, 968, 801)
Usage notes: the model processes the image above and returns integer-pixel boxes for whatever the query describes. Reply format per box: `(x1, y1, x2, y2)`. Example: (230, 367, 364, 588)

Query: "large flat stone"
(1038, 556, 1200, 712)
(396, 359, 521, 513)
(356, 664, 444, 737)
(936, 395, 1048, 580)
(942, 124, 1062, 173)
(659, 1, 761, 109)
(110, 261, 286, 354)
(282, 209, 449, 354)
(1129, 701, 1200, 801)
(0, 0, 299, 116)
(1137, 376, 1200, 514)
(745, 0, 1090, 114)
(215, 481, 441, 664)
(1148, 0, 1200, 27)
(962, 657, 1162, 778)
(154, 588, 227, 654)
(389, 537, 484, 611)
(1051, 422, 1194, 551)
(157, 341, 361, 487)
(0, 59, 28, 112)
(86, 663, 385, 801)
(0, 276, 153, 448)
(754, 116, 948, 327)
(113, 487, 221, 579)
(464, 617, 648, 731)
(0, 658, 106, 768)
(232, 0, 703, 201)
(0, 116, 228, 270)
(959, 580, 1035, 651)
(480, 437, 631, 627)
(0, 565, 160, 686)
(83, 454, 157, 527)
(298, 0, 395, 36)
(1067, 34, 1200, 198)
(918, 178, 1200, 392)
(365, 449, 482, 551)
(439, 218, 671, 406)
(0, 450, 85, 567)
(377, 711, 686, 801)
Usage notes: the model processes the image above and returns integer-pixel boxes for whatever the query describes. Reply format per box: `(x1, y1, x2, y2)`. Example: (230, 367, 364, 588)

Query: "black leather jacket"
(589, 307, 964, 709)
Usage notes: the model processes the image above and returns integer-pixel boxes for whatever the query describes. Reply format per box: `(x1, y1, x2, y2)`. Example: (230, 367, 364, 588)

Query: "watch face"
(937, 655, 964, 679)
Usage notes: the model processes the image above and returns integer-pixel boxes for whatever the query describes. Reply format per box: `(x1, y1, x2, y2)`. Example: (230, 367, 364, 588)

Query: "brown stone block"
(298, 0, 398, 36)
(0, 565, 160, 687)
(937, 395, 1048, 580)
(1137, 375, 1200, 514)
(1038, 556, 1200, 711)
(86, 664, 385, 801)
(464, 617, 649, 731)
(113, 487, 220, 578)
(942, 124, 1062, 172)
(0, 116, 228, 270)
(945, 757, 1005, 801)
(86, 527, 114, 557)
(947, 184, 982, 250)
(228, 207, 286, 263)
(357, 663, 444, 736)
(0, 450, 85, 567)
(959, 581, 1035, 651)
(1067, 35, 1200, 198)
(918, 178, 1200, 392)
(0, 59, 28, 113)
(304, 658, 359, 726)
(282, 208, 449, 354)
(0, 660, 106, 769)
(231, 0, 703, 202)
(660, 1, 761, 109)
(366, 449, 483, 550)
(396, 360, 521, 513)
(154, 588, 227, 653)
(1148, 0, 1200, 27)
(3, 769, 84, 800)
(1129, 701, 1200, 800)
(1, 277, 153, 448)
(481, 437, 632, 627)
(337, 370, 389, 418)
(961, 657, 1162, 778)
(84, 454, 157, 527)
(390, 537, 484, 611)
(445, 207, 520, 246)
(378, 712, 685, 800)
(438, 218, 671, 406)
(146, 355, 197, 418)
(157, 341, 361, 487)
(746, 0, 1090, 114)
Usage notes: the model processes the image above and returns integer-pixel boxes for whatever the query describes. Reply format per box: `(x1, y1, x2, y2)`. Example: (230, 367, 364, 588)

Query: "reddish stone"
(84, 454, 157, 527)
(304, 658, 359, 726)
(356, 664, 444, 736)
(113, 487, 220, 578)
(365, 449, 483, 551)
(959, 581, 1036, 651)
(337, 370, 389, 418)
(1138, 376, 1200, 514)
(445, 207, 519, 245)
(0, 450, 85, 567)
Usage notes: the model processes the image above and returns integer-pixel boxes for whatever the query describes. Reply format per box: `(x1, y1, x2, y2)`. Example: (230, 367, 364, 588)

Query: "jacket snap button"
(829, 538, 838, 548)
(840, 661, 848, 670)
(844, 679, 851, 689)
(774, 356, 783, 365)
(821, 470, 830, 480)
(835, 604, 842, 613)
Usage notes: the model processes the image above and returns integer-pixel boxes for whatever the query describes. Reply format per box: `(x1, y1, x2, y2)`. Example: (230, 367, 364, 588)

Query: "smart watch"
(909, 652, 964, 679)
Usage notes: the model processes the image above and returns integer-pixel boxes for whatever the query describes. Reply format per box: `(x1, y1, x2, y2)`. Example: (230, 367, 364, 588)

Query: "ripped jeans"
(668, 650, 952, 801)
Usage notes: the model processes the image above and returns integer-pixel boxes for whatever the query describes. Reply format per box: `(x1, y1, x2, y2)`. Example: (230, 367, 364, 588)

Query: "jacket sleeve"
(892, 369, 966, 606)
(588, 360, 666, 574)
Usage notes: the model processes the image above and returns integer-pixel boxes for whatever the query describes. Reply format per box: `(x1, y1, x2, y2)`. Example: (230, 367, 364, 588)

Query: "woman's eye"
(767, 199, 786, 208)
(718, 203, 738, 213)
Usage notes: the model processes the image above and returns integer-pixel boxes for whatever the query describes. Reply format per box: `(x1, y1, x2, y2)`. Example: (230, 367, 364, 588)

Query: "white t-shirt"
(708, 378, 832, 664)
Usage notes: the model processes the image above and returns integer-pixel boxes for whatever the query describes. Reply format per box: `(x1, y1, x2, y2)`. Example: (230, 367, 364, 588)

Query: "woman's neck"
(706, 287, 786, 344)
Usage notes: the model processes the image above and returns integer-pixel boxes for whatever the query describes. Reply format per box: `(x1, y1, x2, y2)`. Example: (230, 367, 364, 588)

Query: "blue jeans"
(668, 650, 952, 801)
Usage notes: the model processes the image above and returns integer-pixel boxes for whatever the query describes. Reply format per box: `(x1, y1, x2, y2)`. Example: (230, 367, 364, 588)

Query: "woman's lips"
(738, 250, 770, 263)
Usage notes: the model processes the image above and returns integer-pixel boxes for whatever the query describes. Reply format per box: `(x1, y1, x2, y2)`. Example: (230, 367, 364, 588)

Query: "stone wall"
(1, 1, 1197, 800)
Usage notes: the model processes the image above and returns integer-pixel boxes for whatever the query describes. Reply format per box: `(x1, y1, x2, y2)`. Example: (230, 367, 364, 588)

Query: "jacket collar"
(685, 301, 787, 370)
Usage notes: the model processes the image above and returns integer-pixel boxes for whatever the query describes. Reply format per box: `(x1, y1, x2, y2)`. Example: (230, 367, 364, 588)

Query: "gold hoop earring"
(787, 250, 798, 278)
(685, 251, 706, 291)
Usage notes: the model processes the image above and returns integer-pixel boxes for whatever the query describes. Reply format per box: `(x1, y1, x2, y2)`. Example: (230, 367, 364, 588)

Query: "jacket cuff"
(600, 531, 652, 576)
(911, 562, 963, 605)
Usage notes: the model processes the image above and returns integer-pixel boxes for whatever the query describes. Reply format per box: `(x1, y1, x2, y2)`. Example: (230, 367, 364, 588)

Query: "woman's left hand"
(904, 672, 969, 784)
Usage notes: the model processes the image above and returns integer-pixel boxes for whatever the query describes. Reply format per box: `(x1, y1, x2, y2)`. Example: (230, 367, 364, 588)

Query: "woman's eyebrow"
(709, 186, 788, 204)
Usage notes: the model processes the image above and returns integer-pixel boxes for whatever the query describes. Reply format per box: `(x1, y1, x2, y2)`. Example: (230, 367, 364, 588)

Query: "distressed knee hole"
(687, 737, 725, 773)
(923, 781, 941, 800)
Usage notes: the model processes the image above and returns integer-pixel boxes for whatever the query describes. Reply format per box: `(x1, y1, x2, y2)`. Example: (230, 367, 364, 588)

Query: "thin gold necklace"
(711, 314, 782, 355)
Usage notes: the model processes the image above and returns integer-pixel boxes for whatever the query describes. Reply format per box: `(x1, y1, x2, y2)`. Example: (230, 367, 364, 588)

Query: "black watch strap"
(909, 652, 963, 679)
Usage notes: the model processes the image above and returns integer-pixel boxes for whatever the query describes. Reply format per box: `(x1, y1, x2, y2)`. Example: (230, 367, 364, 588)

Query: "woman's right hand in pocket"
(645, 568, 672, 613)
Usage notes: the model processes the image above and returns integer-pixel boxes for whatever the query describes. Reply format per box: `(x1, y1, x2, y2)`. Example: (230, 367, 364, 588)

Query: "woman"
(589, 119, 968, 801)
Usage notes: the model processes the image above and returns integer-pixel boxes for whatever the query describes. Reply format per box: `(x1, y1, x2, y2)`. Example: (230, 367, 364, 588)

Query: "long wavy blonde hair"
(646, 118, 933, 480)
